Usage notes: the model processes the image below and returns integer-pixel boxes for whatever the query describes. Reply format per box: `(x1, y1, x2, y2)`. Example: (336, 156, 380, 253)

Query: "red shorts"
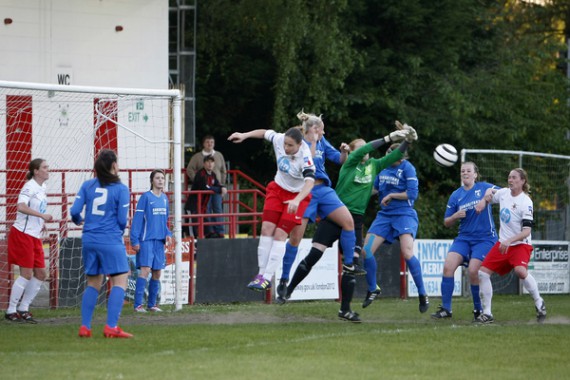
(7, 226, 45, 268)
(262, 181, 311, 234)
(481, 241, 533, 276)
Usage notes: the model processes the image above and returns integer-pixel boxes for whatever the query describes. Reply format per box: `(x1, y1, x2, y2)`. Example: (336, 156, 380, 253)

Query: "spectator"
(186, 135, 227, 237)
(185, 155, 227, 238)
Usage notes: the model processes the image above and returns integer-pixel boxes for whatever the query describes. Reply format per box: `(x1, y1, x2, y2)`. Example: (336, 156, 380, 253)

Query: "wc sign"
(55, 68, 73, 85)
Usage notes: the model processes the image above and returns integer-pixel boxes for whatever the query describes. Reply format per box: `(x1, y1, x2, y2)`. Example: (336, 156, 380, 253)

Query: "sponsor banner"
(275, 238, 339, 300)
(408, 239, 462, 298)
(126, 238, 192, 305)
(524, 240, 570, 295)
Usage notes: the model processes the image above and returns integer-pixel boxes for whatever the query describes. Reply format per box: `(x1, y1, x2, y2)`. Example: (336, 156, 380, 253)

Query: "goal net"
(462, 149, 570, 292)
(0, 80, 185, 310)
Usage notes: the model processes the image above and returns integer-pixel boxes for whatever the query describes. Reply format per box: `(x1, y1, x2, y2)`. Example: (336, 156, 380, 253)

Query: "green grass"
(2, 295, 570, 380)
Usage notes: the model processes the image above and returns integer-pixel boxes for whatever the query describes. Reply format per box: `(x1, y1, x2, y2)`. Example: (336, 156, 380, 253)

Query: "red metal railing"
(0, 167, 266, 308)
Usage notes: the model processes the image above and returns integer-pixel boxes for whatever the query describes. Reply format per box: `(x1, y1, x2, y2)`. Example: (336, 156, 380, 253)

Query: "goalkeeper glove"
(403, 124, 418, 142)
(384, 130, 407, 143)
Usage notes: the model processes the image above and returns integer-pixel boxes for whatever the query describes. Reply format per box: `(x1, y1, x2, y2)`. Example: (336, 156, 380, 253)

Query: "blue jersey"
(70, 178, 130, 245)
(304, 136, 341, 187)
(130, 190, 172, 246)
(445, 182, 498, 239)
(374, 160, 418, 216)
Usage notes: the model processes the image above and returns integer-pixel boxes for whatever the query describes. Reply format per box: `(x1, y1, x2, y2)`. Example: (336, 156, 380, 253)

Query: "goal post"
(0, 80, 185, 311)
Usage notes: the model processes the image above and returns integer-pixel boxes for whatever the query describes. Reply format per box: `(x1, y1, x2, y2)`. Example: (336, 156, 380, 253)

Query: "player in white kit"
(228, 127, 315, 291)
(474, 168, 546, 323)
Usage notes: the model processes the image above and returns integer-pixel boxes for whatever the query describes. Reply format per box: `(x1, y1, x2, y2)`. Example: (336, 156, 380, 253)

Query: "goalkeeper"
(278, 124, 416, 321)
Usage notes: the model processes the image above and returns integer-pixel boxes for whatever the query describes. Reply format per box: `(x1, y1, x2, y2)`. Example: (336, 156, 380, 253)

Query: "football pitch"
(1, 294, 569, 380)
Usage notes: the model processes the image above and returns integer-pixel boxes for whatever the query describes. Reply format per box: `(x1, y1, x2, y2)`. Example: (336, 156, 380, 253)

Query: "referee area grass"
(1, 294, 569, 380)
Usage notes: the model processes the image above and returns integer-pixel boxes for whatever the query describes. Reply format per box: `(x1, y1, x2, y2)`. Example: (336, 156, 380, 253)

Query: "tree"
(195, 0, 570, 238)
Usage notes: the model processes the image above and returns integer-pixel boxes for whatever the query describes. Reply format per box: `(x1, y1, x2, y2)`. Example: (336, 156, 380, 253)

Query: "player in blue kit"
(130, 169, 172, 313)
(432, 162, 498, 321)
(361, 144, 429, 313)
(71, 149, 133, 338)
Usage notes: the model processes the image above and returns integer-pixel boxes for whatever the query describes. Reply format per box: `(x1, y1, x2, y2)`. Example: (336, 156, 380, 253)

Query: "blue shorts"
(82, 242, 129, 276)
(303, 185, 345, 223)
(136, 239, 166, 270)
(367, 212, 418, 244)
(449, 236, 497, 266)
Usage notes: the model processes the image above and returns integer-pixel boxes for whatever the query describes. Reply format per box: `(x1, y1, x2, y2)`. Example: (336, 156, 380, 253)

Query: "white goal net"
(0, 81, 185, 310)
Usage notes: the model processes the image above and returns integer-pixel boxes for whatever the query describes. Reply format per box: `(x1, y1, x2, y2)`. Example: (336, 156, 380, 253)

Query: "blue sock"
(441, 276, 454, 311)
(340, 230, 356, 265)
(364, 255, 377, 292)
(281, 243, 298, 280)
(134, 277, 147, 308)
(81, 286, 99, 329)
(406, 256, 426, 296)
(471, 284, 482, 311)
(106, 286, 125, 328)
(148, 279, 161, 308)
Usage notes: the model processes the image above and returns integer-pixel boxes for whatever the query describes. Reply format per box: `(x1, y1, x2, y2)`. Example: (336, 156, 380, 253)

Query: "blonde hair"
(297, 109, 323, 133)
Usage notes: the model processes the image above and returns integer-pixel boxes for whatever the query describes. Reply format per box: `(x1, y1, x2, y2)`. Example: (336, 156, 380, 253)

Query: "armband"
(302, 169, 316, 179)
(522, 219, 533, 228)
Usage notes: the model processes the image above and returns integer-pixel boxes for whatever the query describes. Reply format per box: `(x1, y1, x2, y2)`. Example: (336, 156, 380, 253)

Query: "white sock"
(18, 277, 43, 312)
(478, 270, 493, 316)
(257, 236, 274, 273)
(7, 277, 29, 314)
(522, 274, 543, 308)
(263, 240, 287, 280)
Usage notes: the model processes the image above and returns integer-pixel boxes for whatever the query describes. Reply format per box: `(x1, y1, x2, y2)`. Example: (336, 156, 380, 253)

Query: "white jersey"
(491, 187, 533, 246)
(265, 130, 315, 193)
(13, 179, 48, 239)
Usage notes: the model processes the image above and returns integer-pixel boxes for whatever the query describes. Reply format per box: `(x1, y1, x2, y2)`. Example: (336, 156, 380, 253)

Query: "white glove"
(384, 130, 407, 143)
(403, 124, 418, 142)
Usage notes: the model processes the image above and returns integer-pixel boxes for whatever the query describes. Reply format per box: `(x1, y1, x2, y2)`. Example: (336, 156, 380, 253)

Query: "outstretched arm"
(228, 129, 267, 143)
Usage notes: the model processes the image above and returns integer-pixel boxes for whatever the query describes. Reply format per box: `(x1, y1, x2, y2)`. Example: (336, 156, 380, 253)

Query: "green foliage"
(195, 0, 570, 238)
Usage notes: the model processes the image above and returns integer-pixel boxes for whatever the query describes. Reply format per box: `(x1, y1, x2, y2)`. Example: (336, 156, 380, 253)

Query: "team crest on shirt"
(500, 208, 511, 223)
(511, 203, 517, 210)
(304, 157, 313, 166)
(397, 169, 403, 178)
(277, 156, 291, 173)
(475, 189, 481, 198)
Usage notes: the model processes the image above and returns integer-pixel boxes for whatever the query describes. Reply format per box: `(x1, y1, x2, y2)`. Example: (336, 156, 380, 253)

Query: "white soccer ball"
(433, 144, 458, 167)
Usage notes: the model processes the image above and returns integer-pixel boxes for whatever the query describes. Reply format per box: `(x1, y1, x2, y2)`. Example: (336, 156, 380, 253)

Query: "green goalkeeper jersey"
(335, 142, 404, 215)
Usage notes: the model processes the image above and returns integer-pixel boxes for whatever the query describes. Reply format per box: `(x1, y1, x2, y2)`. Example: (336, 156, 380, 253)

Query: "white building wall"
(0, 0, 168, 89)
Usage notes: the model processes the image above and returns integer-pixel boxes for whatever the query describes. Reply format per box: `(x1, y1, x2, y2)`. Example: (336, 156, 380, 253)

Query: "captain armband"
(302, 169, 316, 180)
(522, 219, 534, 228)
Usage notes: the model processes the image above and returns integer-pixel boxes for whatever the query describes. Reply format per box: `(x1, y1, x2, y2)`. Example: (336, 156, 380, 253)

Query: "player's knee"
(342, 272, 356, 284)
(513, 266, 527, 279)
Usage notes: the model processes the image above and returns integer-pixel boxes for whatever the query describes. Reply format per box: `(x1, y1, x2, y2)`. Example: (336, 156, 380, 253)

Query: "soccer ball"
(433, 144, 458, 167)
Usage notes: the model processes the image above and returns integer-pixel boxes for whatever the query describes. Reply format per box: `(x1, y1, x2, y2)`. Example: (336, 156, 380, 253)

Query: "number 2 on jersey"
(92, 187, 108, 216)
